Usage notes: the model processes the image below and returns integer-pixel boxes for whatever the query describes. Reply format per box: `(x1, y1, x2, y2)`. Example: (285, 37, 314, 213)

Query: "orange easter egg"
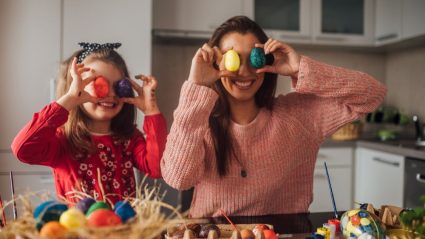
(39, 221, 67, 239)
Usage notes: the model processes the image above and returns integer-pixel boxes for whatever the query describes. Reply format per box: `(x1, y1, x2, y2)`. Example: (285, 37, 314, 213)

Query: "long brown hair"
(208, 16, 278, 176)
(56, 49, 136, 157)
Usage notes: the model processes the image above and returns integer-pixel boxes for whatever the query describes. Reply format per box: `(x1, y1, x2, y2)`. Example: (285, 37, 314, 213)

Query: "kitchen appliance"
(404, 157, 425, 208)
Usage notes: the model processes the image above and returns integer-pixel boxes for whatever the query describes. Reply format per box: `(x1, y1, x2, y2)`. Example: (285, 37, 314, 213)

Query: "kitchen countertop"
(321, 138, 425, 160)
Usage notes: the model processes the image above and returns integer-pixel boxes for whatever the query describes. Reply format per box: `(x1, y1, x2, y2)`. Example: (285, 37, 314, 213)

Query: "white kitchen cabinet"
(374, 0, 402, 45)
(311, 0, 374, 46)
(254, 0, 313, 44)
(310, 147, 354, 212)
(355, 148, 405, 207)
(401, 0, 425, 40)
(153, 0, 254, 38)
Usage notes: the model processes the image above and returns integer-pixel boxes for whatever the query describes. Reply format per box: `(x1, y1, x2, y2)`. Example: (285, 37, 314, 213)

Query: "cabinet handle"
(372, 157, 400, 167)
(376, 33, 398, 41)
(416, 174, 425, 184)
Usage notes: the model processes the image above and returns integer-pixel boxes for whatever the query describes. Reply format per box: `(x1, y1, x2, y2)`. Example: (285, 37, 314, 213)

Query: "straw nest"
(0, 180, 184, 239)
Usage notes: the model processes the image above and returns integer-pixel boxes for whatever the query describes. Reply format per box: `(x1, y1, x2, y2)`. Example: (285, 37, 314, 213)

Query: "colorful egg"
(59, 208, 86, 229)
(115, 79, 133, 98)
(87, 209, 122, 227)
(252, 224, 270, 235)
(224, 49, 240, 72)
(114, 200, 136, 222)
(340, 209, 386, 239)
(262, 229, 277, 239)
(39, 221, 67, 239)
(240, 229, 255, 239)
(75, 197, 95, 214)
(34, 201, 68, 231)
(86, 201, 110, 216)
(93, 76, 109, 98)
(250, 47, 266, 69)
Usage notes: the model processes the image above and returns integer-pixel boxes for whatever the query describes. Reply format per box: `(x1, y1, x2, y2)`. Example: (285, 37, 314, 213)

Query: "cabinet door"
(312, 0, 374, 46)
(355, 148, 405, 207)
(153, 0, 253, 37)
(310, 147, 353, 212)
(374, 0, 402, 45)
(310, 167, 352, 212)
(0, 172, 55, 221)
(254, 0, 312, 44)
(402, 0, 425, 40)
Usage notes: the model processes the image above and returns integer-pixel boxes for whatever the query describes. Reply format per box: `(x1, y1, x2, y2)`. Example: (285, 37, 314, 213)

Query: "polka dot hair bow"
(77, 42, 122, 63)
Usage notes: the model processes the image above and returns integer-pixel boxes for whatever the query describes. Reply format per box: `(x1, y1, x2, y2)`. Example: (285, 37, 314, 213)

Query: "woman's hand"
(255, 39, 301, 79)
(120, 75, 160, 115)
(188, 43, 226, 87)
(57, 57, 97, 111)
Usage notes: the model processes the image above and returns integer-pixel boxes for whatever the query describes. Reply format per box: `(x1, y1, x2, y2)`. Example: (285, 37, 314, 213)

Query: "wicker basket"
(331, 122, 363, 141)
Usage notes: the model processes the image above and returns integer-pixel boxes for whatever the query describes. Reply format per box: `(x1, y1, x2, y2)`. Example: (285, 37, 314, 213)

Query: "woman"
(161, 16, 386, 217)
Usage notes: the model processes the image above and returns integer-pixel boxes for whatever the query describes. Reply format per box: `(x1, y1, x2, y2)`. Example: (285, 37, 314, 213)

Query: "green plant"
(399, 194, 425, 236)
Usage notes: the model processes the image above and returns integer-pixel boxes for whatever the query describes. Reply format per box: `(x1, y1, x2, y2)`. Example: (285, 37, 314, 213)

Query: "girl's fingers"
(129, 78, 143, 93)
(81, 75, 97, 87)
(77, 67, 91, 74)
(119, 97, 136, 105)
(69, 57, 79, 78)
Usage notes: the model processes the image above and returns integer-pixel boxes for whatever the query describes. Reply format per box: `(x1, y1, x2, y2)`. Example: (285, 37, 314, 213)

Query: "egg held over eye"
(93, 76, 110, 98)
(115, 78, 133, 98)
(224, 49, 240, 72)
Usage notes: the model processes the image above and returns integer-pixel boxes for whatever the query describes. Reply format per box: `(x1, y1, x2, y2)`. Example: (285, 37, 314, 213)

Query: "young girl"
(160, 16, 387, 217)
(12, 42, 167, 204)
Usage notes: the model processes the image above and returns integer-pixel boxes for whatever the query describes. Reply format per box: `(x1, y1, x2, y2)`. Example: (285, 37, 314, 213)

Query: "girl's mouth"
(97, 101, 117, 108)
(231, 79, 256, 90)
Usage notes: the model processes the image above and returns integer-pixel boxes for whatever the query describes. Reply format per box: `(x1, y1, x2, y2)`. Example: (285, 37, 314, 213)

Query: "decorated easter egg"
(39, 221, 67, 239)
(240, 229, 255, 239)
(199, 224, 220, 238)
(75, 197, 95, 214)
(224, 49, 240, 72)
(114, 200, 136, 222)
(250, 47, 266, 69)
(86, 201, 110, 216)
(252, 224, 270, 235)
(262, 229, 277, 239)
(34, 201, 68, 231)
(59, 208, 86, 229)
(93, 76, 109, 98)
(87, 209, 122, 227)
(115, 78, 133, 98)
(340, 209, 386, 239)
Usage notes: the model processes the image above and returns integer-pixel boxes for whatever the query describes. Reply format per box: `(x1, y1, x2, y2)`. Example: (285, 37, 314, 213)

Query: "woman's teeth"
(232, 80, 254, 89)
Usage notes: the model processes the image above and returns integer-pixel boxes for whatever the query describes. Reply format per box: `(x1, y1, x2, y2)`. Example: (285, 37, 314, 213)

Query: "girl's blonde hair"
(56, 49, 136, 157)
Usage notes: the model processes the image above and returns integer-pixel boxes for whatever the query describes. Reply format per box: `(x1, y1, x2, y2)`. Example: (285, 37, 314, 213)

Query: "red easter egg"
(93, 76, 109, 98)
(252, 224, 270, 235)
(87, 209, 122, 227)
(351, 215, 361, 225)
(263, 229, 278, 239)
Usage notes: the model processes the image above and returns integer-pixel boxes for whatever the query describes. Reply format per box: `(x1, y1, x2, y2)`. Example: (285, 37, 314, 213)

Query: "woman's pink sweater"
(161, 56, 387, 218)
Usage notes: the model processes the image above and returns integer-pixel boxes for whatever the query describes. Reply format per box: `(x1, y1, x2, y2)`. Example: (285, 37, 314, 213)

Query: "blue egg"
(115, 79, 133, 98)
(250, 47, 266, 69)
(114, 201, 136, 223)
(75, 197, 96, 214)
(34, 201, 68, 231)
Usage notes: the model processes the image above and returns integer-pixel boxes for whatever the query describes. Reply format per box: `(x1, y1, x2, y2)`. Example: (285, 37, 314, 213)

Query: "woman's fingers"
(202, 43, 214, 62)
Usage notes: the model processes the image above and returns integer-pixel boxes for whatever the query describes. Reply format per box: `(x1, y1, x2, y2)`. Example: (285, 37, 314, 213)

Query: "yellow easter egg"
(59, 208, 86, 229)
(40, 221, 67, 239)
(224, 49, 240, 72)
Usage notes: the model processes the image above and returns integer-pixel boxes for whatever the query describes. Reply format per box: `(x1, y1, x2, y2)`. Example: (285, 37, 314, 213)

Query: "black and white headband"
(77, 42, 122, 63)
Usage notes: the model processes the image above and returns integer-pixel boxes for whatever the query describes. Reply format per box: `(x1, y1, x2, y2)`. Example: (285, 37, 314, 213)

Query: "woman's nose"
(238, 58, 255, 76)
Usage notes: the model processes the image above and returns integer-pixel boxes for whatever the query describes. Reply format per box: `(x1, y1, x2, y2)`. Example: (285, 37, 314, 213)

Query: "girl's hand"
(120, 75, 160, 115)
(255, 39, 301, 79)
(57, 57, 97, 111)
(188, 43, 225, 87)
